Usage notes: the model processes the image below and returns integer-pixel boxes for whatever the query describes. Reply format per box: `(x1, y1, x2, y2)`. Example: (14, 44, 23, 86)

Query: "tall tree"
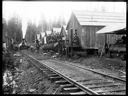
(25, 21, 37, 44)
(7, 16, 23, 44)
(2, 18, 8, 42)
(52, 15, 66, 28)
(38, 14, 49, 32)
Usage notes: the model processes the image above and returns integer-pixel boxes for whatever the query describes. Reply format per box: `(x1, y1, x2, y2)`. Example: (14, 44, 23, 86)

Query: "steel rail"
(26, 54, 99, 95)
(22, 52, 125, 95)
(50, 59, 126, 82)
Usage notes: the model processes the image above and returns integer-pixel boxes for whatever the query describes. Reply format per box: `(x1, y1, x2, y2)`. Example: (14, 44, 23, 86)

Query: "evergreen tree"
(2, 18, 8, 42)
(7, 16, 23, 44)
(25, 21, 37, 44)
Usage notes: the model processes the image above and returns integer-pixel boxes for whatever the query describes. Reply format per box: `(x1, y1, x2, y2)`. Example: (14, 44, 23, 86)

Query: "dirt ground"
(3, 51, 60, 94)
(25, 50, 126, 80)
(63, 56, 126, 72)
(2, 50, 126, 94)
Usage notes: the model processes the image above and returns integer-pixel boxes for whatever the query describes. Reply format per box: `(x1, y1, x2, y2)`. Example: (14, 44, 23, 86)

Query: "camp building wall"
(81, 26, 123, 51)
(66, 11, 125, 51)
(81, 26, 104, 49)
(66, 13, 82, 47)
(106, 34, 123, 44)
(67, 13, 105, 50)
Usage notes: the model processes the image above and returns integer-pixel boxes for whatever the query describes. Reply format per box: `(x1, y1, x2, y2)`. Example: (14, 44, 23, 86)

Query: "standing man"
(36, 39, 40, 53)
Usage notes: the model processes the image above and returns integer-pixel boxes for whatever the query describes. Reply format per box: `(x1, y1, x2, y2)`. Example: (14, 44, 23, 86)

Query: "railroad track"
(49, 59, 126, 82)
(23, 53, 126, 95)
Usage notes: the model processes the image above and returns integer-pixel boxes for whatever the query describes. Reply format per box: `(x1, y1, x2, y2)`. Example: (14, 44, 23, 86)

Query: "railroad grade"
(48, 59, 126, 82)
(23, 53, 126, 95)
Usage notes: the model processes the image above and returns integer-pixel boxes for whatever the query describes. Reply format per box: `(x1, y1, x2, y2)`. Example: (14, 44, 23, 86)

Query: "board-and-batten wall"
(67, 13, 81, 47)
(81, 26, 123, 50)
(106, 34, 123, 44)
(66, 13, 123, 51)
(67, 14, 106, 50)
(81, 26, 104, 49)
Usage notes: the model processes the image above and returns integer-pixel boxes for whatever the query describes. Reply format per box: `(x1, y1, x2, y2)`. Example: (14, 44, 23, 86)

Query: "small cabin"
(66, 10, 126, 53)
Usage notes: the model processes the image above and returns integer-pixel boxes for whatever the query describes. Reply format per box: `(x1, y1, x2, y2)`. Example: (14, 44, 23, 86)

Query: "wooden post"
(100, 34, 107, 58)
(66, 40, 68, 57)
(70, 29, 73, 57)
(105, 34, 107, 54)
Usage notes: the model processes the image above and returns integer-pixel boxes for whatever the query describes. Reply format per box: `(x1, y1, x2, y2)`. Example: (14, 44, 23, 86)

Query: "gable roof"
(60, 25, 67, 36)
(96, 23, 126, 34)
(73, 10, 126, 26)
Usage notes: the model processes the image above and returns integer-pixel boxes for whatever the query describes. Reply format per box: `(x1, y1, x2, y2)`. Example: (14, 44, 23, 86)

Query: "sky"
(2, 1, 126, 38)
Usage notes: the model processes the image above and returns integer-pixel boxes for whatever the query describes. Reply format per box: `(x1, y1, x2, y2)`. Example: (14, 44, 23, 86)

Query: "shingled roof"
(96, 23, 126, 34)
(73, 10, 126, 26)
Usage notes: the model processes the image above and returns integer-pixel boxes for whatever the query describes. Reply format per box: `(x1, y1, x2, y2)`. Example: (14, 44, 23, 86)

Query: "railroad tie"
(49, 76, 63, 81)
(63, 87, 81, 92)
(69, 91, 87, 95)
(55, 80, 69, 84)
(42, 70, 51, 73)
(43, 71, 53, 74)
(40, 68, 49, 72)
(48, 74, 59, 77)
(60, 84, 74, 88)
(42, 69, 49, 71)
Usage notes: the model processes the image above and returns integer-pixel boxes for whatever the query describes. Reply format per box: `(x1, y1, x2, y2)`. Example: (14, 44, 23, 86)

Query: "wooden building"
(66, 10, 126, 53)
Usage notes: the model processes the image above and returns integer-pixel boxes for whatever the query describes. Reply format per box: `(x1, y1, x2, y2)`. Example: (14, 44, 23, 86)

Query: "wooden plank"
(69, 91, 86, 95)
(63, 87, 81, 92)
(48, 74, 58, 77)
(60, 84, 74, 88)
(55, 80, 69, 84)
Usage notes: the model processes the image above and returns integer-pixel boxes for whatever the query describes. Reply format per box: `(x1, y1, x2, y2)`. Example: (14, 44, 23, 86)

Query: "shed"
(66, 10, 126, 51)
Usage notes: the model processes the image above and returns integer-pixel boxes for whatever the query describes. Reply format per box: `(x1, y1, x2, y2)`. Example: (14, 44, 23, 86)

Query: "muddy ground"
(2, 51, 60, 94)
(3, 50, 126, 94)
(25, 50, 126, 79)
